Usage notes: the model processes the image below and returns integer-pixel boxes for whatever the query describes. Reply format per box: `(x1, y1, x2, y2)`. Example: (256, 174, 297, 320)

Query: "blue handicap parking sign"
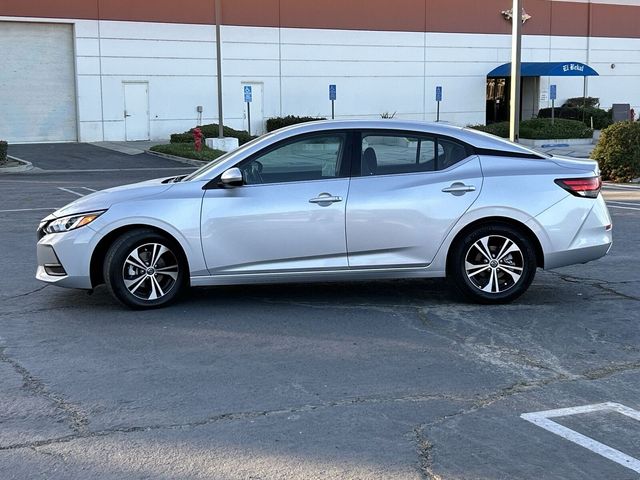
(435, 86, 443, 102)
(550, 84, 557, 101)
(244, 85, 252, 102)
(329, 84, 337, 101)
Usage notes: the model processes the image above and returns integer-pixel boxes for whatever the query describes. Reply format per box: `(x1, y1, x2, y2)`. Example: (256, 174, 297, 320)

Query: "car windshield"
(181, 134, 269, 182)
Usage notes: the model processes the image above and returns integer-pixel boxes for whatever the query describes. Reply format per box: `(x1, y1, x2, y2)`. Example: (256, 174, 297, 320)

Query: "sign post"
(550, 84, 557, 126)
(244, 85, 252, 136)
(509, 0, 522, 142)
(435, 86, 443, 122)
(329, 84, 337, 119)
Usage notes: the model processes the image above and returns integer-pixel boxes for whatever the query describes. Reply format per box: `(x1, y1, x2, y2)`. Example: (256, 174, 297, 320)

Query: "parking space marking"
(80, 187, 98, 192)
(603, 184, 640, 191)
(521, 402, 640, 474)
(607, 200, 640, 207)
(41, 167, 195, 173)
(0, 207, 57, 213)
(57, 187, 85, 197)
(608, 205, 640, 211)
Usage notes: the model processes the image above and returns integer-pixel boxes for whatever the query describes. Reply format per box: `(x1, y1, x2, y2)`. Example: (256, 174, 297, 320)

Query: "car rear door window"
(361, 133, 470, 176)
(361, 135, 436, 176)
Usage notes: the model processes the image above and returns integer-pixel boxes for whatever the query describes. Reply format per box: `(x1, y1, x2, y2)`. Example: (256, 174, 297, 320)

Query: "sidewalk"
(90, 140, 160, 155)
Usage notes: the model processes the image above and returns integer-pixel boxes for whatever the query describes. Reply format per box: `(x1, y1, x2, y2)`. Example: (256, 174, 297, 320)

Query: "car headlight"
(43, 210, 106, 234)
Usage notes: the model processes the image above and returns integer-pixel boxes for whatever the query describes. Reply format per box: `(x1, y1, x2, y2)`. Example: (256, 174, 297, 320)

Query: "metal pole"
(551, 99, 555, 125)
(215, 0, 224, 139)
(436, 101, 440, 122)
(509, 0, 522, 142)
(246, 102, 251, 136)
(331, 100, 335, 120)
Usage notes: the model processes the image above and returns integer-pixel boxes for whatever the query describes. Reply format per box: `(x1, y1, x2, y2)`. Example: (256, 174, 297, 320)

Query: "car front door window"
(241, 134, 345, 185)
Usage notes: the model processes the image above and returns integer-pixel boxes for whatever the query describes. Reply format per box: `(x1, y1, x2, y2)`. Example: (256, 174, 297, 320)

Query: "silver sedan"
(36, 120, 612, 308)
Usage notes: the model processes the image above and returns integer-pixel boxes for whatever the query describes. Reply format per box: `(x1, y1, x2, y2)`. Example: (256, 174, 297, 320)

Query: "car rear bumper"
(544, 242, 612, 270)
(536, 193, 612, 270)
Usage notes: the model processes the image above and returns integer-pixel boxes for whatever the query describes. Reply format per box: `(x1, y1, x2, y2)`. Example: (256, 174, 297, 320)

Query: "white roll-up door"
(0, 22, 77, 143)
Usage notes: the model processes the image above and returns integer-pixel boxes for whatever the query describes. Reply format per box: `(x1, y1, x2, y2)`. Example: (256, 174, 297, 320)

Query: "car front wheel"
(103, 229, 187, 308)
(449, 224, 537, 304)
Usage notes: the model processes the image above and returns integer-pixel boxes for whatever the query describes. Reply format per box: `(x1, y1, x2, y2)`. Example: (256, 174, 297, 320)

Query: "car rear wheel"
(103, 229, 187, 308)
(449, 223, 537, 304)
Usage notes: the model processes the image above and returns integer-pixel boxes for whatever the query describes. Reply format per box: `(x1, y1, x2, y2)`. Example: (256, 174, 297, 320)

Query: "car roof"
(273, 119, 543, 157)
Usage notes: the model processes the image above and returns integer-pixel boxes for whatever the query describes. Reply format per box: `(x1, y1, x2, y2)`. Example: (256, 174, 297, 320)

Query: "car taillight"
(554, 176, 602, 198)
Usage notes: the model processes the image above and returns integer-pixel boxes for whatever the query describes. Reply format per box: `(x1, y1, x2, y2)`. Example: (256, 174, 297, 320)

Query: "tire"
(103, 229, 187, 309)
(448, 223, 537, 304)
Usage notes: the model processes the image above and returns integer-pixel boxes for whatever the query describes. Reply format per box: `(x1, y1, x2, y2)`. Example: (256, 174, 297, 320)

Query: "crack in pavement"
(412, 360, 640, 479)
(0, 391, 474, 452)
(414, 426, 442, 480)
(0, 347, 89, 436)
(0, 284, 49, 301)
(2, 359, 639, 459)
(547, 271, 640, 301)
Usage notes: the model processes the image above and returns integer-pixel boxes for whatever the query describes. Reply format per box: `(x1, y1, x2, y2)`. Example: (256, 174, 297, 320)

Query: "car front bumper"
(36, 226, 98, 289)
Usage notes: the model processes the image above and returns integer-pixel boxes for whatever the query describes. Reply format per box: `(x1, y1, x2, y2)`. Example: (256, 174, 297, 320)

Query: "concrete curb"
(145, 149, 208, 167)
(0, 155, 34, 173)
(520, 137, 594, 147)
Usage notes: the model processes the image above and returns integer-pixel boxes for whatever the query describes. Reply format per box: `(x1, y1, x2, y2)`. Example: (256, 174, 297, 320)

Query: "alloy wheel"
(464, 235, 524, 294)
(122, 243, 179, 301)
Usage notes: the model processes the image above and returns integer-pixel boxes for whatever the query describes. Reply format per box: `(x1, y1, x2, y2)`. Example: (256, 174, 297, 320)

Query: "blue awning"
(487, 62, 599, 77)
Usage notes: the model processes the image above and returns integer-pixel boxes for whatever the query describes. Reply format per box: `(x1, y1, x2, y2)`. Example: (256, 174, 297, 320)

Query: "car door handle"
(442, 183, 476, 195)
(309, 193, 343, 205)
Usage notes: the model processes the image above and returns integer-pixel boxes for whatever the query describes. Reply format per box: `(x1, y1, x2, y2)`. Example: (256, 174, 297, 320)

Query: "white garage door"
(0, 22, 77, 143)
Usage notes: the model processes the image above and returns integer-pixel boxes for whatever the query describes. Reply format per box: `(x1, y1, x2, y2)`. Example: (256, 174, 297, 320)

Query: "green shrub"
(150, 143, 226, 162)
(0, 140, 7, 165)
(266, 115, 326, 132)
(470, 118, 592, 140)
(469, 122, 510, 138)
(538, 106, 612, 130)
(520, 118, 592, 139)
(591, 121, 640, 182)
(563, 97, 600, 108)
(170, 124, 255, 145)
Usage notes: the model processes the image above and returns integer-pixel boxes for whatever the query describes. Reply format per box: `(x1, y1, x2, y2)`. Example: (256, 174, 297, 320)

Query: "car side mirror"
(220, 167, 244, 187)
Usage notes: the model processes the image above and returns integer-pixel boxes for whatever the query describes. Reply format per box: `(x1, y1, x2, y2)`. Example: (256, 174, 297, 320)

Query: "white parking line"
(521, 402, 640, 474)
(607, 201, 640, 207)
(603, 183, 640, 190)
(80, 187, 98, 192)
(57, 187, 85, 197)
(0, 207, 57, 213)
(608, 205, 640, 211)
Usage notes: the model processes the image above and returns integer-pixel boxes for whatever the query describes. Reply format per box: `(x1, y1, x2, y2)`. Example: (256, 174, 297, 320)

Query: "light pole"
(215, 0, 223, 139)
(509, 0, 522, 143)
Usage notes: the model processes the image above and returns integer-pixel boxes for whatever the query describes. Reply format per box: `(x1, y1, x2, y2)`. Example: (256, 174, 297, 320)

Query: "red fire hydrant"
(193, 127, 203, 152)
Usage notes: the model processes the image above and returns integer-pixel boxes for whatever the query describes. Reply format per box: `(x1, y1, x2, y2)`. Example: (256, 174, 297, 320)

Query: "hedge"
(0, 141, 7, 165)
(150, 143, 226, 162)
(592, 121, 640, 183)
(538, 106, 612, 130)
(470, 118, 593, 140)
(563, 97, 600, 108)
(266, 115, 326, 132)
(170, 124, 255, 145)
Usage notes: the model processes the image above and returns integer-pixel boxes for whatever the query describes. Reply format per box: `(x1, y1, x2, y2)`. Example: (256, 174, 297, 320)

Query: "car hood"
(51, 177, 174, 218)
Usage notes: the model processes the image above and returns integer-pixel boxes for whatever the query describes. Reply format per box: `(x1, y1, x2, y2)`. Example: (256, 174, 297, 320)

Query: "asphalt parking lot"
(1, 144, 639, 480)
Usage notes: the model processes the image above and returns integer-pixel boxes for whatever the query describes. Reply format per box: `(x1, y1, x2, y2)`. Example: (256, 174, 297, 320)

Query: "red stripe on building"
(1, 0, 639, 38)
